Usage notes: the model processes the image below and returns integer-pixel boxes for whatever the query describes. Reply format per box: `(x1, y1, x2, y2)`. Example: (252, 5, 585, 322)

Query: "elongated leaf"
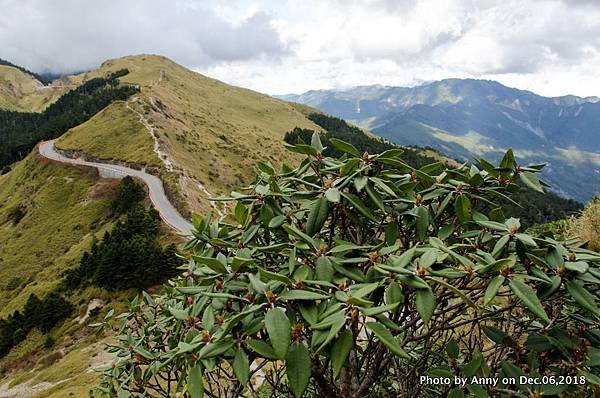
(331, 330, 353, 379)
(515, 233, 537, 247)
(476, 220, 507, 231)
(233, 349, 250, 385)
(366, 183, 385, 211)
(566, 281, 600, 316)
(246, 339, 279, 360)
(519, 171, 544, 193)
(564, 261, 589, 274)
(280, 290, 330, 301)
(169, 307, 189, 321)
(455, 195, 472, 223)
(415, 288, 435, 323)
(360, 302, 399, 316)
(286, 342, 311, 397)
(366, 322, 409, 358)
(284, 143, 318, 156)
(484, 276, 505, 305)
(283, 224, 317, 250)
(198, 340, 233, 359)
(415, 206, 429, 241)
(188, 364, 204, 398)
(306, 197, 329, 236)
(509, 280, 550, 323)
(194, 256, 227, 274)
(492, 234, 510, 258)
(342, 192, 378, 222)
(316, 256, 335, 282)
(265, 308, 291, 359)
(330, 138, 359, 157)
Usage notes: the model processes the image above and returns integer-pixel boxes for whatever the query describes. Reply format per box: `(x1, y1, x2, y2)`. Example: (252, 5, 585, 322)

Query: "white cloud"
(1, 0, 600, 97)
(0, 0, 288, 73)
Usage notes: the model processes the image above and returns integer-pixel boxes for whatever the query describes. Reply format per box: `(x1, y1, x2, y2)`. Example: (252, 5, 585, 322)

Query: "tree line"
(0, 293, 73, 357)
(0, 58, 54, 85)
(284, 113, 582, 226)
(64, 176, 182, 290)
(0, 69, 138, 168)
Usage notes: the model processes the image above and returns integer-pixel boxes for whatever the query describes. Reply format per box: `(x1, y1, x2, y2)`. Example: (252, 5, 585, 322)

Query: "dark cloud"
(0, 0, 288, 73)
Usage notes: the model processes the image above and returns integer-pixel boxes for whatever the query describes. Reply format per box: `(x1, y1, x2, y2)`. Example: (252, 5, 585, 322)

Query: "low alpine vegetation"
(96, 134, 600, 397)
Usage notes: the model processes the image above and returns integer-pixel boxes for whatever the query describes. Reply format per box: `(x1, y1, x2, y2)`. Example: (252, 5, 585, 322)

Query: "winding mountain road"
(39, 140, 193, 233)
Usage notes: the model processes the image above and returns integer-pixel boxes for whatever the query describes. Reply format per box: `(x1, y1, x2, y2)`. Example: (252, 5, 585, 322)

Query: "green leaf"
(484, 276, 505, 305)
(265, 308, 291, 359)
(268, 215, 285, 229)
(233, 349, 250, 386)
(366, 322, 409, 358)
(366, 183, 385, 211)
(316, 256, 335, 282)
(133, 345, 154, 360)
(482, 326, 513, 346)
(415, 206, 429, 241)
(330, 138, 360, 157)
(415, 288, 435, 324)
(325, 188, 341, 203)
(492, 235, 510, 257)
(499, 149, 516, 169)
(509, 280, 550, 324)
(280, 290, 330, 301)
(284, 143, 318, 156)
(360, 303, 399, 316)
(342, 192, 378, 222)
(455, 195, 472, 223)
(286, 342, 311, 398)
(188, 364, 204, 398)
(446, 340, 459, 359)
(283, 224, 317, 250)
(306, 197, 329, 236)
(566, 281, 600, 316)
(519, 171, 544, 193)
(198, 340, 233, 359)
(311, 131, 324, 150)
(475, 220, 507, 231)
(353, 175, 368, 192)
(169, 307, 189, 321)
(246, 339, 279, 360)
(194, 256, 227, 274)
(515, 233, 537, 247)
(202, 306, 215, 331)
(564, 261, 589, 274)
(331, 330, 353, 379)
(385, 282, 404, 304)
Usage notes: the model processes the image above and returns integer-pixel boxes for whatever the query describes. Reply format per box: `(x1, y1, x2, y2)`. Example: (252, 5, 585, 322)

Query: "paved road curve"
(39, 140, 193, 233)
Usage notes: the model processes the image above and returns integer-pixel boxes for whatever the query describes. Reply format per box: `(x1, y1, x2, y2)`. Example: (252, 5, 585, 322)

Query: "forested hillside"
(284, 113, 582, 226)
(0, 69, 138, 168)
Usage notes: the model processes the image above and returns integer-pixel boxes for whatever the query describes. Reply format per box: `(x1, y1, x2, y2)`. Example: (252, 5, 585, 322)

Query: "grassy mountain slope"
(55, 100, 161, 168)
(0, 152, 114, 316)
(0, 65, 67, 112)
(0, 152, 180, 394)
(58, 55, 323, 214)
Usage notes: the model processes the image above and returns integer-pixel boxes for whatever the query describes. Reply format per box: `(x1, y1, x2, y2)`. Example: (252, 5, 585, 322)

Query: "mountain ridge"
(280, 79, 600, 202)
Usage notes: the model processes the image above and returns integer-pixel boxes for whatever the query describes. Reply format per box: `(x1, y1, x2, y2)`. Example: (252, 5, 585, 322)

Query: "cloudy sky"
(2, 0, 600, 97)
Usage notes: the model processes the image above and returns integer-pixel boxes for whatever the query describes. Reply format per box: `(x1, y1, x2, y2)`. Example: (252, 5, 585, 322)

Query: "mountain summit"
(282, 79, 600, 201)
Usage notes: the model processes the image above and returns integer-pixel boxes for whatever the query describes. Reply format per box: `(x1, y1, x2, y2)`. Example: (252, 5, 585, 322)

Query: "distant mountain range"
(280, 79, 600, 202)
